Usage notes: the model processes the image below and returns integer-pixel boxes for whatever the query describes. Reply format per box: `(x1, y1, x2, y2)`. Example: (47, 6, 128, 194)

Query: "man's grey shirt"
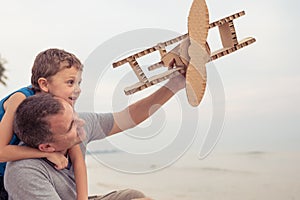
(4, 112, 114, 200)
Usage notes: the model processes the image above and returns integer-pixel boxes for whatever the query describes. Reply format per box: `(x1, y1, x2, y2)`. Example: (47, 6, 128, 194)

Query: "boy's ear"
(38, 143, 55, 152)
(37, 78, 49, 93)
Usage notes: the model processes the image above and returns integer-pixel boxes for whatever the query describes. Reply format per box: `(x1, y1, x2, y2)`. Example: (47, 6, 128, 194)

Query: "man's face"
(47, 99, 86, 152)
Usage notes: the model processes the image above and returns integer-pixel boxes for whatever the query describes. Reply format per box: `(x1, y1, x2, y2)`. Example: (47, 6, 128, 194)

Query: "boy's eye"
(67, 80, 74, 85)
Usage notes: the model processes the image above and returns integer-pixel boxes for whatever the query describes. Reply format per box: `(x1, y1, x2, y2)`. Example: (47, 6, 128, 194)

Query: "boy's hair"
(31, 48, 83, 92)
(13, 94, 64, 148)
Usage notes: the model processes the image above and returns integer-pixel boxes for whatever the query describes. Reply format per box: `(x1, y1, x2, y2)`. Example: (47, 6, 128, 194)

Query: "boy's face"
(46, 66, 82, 106)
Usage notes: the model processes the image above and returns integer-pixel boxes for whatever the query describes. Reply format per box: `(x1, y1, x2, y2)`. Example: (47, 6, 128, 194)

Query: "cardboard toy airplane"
(112, 0, 256, 107)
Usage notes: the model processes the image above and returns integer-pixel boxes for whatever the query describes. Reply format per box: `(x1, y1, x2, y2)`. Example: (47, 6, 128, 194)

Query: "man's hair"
(14, 94, 64, 148)
(31, 48, 83, 92)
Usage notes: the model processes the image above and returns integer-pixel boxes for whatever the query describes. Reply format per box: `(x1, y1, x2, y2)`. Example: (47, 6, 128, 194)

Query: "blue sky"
(0, 0, 299, 154)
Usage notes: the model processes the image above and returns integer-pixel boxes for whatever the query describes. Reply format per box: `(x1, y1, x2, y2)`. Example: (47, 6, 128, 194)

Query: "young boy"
(0, 49, 87, 200)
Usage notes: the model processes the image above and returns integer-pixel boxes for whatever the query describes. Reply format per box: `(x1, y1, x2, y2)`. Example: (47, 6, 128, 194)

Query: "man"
(4, 76, 185, 199)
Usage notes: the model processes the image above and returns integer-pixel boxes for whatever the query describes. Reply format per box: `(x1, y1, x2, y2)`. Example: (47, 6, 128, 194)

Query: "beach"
(86, 151, 300, 200)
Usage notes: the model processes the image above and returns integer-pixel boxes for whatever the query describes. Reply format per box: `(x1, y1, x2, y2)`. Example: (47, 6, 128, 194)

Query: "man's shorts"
(88, 189, 146, 200)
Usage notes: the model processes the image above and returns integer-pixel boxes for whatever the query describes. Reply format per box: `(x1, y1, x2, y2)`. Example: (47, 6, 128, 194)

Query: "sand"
(86, 151, 300, 200)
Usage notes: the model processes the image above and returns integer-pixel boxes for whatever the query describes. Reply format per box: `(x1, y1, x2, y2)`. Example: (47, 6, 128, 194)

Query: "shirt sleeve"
(78, 112, 114, 143)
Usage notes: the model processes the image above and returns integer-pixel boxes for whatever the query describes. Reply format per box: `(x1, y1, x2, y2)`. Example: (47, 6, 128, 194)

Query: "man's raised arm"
(108, 75, 185, 135)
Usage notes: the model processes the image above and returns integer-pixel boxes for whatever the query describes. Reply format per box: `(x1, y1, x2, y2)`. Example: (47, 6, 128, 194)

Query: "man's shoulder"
(6, 158, 49, 173)
(78, 112, 114, 139)
(8, 157, 44, 164)
(5, 158, 57, 186)
(4, 158, 76, 200)
(78, 112, 113, 121)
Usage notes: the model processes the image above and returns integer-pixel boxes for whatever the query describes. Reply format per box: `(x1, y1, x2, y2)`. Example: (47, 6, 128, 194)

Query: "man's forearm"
(110, 78, 183, 135)
(128, 84, 176, 125)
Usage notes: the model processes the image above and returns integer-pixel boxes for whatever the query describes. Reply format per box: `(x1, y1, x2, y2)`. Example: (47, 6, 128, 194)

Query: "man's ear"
(38, 143, 55, 152)
(37, 77, 49, 93)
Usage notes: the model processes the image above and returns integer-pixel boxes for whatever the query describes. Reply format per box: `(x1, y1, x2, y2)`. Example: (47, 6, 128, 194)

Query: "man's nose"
(77, 118, 85, 127)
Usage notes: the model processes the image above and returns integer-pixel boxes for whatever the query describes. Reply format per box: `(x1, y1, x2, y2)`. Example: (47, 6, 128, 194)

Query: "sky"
(0, 0, 299, 156)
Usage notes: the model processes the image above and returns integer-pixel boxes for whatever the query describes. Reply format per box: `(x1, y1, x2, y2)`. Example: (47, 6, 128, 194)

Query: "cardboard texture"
(112, 0, 256, 107)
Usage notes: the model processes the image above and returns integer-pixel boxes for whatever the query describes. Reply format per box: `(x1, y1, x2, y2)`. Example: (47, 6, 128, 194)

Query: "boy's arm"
(0, 92, 26, 149)
(69, 144, 88, 200)
(109, 75, 185, 135)
(0, 92, 68, 169)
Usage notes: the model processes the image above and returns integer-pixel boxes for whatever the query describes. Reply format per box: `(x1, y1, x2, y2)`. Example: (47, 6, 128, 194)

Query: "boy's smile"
(45, 66, 82, 106)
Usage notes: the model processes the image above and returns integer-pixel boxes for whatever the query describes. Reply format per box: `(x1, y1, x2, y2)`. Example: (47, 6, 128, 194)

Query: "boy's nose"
(74, 85, 81, 94)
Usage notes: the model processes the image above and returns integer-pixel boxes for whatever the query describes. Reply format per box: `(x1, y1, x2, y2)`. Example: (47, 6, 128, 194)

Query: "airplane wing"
(186, 0, 210, 107)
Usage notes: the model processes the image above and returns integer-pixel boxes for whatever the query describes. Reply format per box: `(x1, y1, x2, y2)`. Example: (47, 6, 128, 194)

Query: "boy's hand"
(46, 152, 68, 170)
